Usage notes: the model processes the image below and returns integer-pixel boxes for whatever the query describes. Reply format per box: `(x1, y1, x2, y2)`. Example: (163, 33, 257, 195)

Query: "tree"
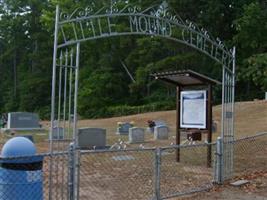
(234, 2, 267, 98)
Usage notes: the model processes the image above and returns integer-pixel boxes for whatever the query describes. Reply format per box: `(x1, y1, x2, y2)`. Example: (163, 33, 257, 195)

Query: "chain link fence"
(79, 149, 155, 200)
(233, 132, 267, 176)
(77, 145, 215, 200)
(159, 144, 215, 199)
(0, 133, 266, 199)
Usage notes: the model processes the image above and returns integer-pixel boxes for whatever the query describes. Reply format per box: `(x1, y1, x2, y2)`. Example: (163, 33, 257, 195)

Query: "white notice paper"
(180, 90, 207, 129)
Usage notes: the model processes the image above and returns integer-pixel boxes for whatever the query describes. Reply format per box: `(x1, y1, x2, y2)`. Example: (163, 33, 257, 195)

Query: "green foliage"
(0, 0, 266, 119)
(233, 2, 267, 98)
(82, 100, 176, 119)
(243, 53, 267, 90)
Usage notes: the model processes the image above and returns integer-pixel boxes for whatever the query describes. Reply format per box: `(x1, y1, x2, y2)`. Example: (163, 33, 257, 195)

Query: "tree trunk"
(13, 50, 17, 98)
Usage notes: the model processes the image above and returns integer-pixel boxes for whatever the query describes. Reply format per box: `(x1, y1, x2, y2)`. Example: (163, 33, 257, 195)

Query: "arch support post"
(220, 46, 236, 181)
(49, 5, 60, 200)
(72, 42, 81, 200)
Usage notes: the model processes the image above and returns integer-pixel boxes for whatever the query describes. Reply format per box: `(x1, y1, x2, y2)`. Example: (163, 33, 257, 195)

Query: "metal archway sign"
(50, 1, 236, 186)
(56, 2, 234, 68)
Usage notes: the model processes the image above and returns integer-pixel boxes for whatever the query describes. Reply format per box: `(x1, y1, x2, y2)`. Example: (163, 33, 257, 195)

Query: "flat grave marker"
(112, 155, 135, 161)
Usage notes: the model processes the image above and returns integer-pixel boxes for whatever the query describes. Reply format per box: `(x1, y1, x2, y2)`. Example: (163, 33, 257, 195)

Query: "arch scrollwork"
(56, 1, 234, 69)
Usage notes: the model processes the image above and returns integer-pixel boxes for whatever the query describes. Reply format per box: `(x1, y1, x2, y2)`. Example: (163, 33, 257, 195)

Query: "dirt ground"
(78, 100, 267, 142)
(178, 171, 267, 200)
(38, 100, 267, 149)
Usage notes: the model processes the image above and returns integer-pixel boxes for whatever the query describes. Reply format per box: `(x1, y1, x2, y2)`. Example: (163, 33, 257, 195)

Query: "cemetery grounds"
(0, 100, 266, 199)
(77, 100, 267, 199)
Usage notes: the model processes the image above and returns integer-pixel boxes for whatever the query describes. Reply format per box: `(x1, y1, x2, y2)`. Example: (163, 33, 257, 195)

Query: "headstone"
(6, 112, 41, 130)
(52, 127, 64, 140)
(147, 120, 167, 134)
(265, 92, 267, 100)
(116, 122, 133, 135)
(21, 135, 34, 142)
(154, 125, 169, 140)
(78, 128, 106, 149)
(129, 127, 145, 144)
(52, 120, 59, 127)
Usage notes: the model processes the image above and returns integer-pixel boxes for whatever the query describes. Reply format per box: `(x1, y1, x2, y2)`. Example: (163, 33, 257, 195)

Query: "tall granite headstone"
(7, 112, 41, 130)
(78, 128, 106, 149)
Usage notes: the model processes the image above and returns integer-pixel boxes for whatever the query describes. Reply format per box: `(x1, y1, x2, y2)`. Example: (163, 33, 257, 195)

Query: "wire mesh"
(159, 144, 215, 199)
(45, 152, 69, 200)
(1, 133, 266, 199)
(78, 149, 155, 200)
(233, 132, 267, 176)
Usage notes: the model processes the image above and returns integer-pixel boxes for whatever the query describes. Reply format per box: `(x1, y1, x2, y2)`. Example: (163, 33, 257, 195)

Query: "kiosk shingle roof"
(151, 70, 220, 86)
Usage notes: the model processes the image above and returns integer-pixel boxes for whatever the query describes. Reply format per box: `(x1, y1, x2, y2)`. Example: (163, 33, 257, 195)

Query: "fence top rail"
(0, 150, 69, 160)
(233, 132, 267, 143)
(80, 147, 157, 154)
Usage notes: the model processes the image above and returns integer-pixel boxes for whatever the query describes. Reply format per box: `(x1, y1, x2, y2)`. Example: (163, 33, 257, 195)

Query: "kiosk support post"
(176, 86, 181, 162)
(207, 85, 213, 167)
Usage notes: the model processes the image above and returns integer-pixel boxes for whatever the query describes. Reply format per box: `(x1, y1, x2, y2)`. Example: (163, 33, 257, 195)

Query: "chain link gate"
(49, 1, 236, 199)
(49, 5, 81, 197)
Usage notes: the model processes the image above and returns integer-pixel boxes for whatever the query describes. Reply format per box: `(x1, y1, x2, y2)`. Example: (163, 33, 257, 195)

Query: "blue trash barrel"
(0, 137, 43, 200)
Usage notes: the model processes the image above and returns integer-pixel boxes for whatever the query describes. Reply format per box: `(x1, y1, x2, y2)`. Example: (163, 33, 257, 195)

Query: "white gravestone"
(52, 127, 64, 140)
(78, 128, 106, 149)
(129, 127, 145, 144)
(154, 125, 169, 140)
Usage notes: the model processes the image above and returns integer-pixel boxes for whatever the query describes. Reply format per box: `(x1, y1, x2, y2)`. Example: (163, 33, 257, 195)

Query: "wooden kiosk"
(152, 70, 220, 167)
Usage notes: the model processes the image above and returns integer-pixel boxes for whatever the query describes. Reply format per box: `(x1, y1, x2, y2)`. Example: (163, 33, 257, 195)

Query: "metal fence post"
(154, 148, 161, 200)
(214, 137, 223, 184)
(68, 143, 74, 200)
(75, 150, 81, 200)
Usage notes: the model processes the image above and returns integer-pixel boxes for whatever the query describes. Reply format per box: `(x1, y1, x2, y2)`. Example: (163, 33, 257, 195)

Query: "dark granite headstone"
(7, 112, 41, 130)
(78, 128, 106, 149)
(117, 122, 133, 135)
